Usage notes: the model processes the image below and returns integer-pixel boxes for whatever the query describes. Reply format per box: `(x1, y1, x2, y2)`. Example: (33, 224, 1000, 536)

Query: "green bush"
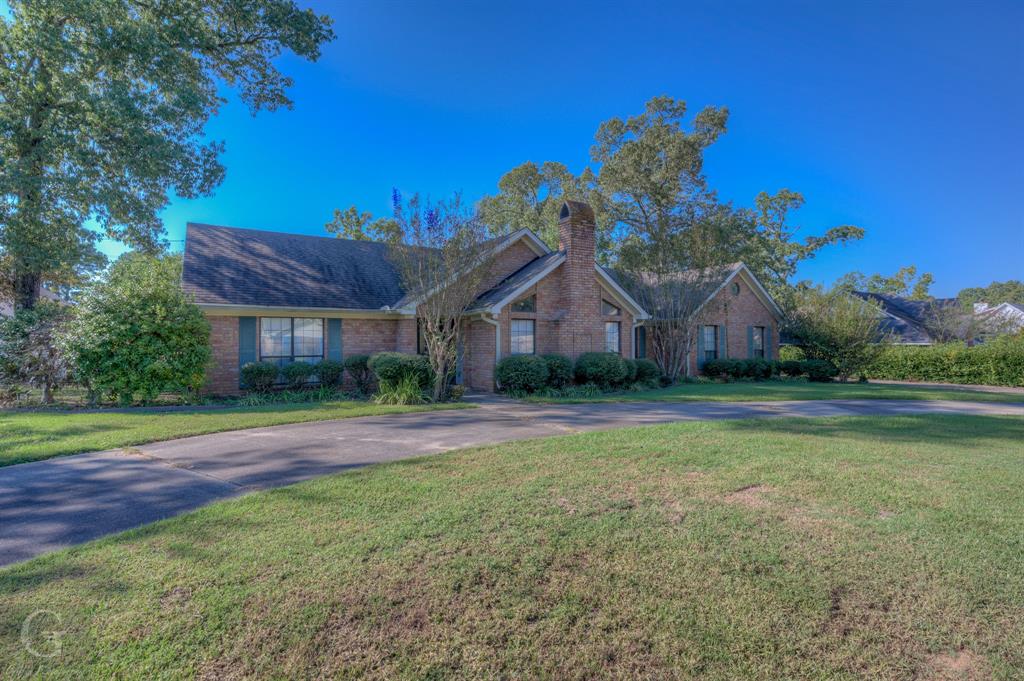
(368, 352, 433, 389)
(496, 355, 550, 393)
(865, 337, 1024, 387)
(447, 384, 466, 402)
(240, 361, 279, 393)
(623, 359, 639, 383)
(373, 374, 427, 405)
(701, 359, 732, 379)
(740, 358, 774, 380)
(574, 352, 629, 389)
(633, 358, 661, 383)
(69, 253, 210, 404)
(282, 361, 315, 389)
(0, 301, 72, 404)
(343, 354, 373, 394)
(316, 360, 345, 388)
(542, 354, 573, 388)
(778, 360, 805, 378)
(778, 345, 806, 362)
(803, 359, 838, 382)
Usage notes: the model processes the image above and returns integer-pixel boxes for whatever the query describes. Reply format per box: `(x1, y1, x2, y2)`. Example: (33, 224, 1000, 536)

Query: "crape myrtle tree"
(0, 300, 72, 404)
(0, 0, 334, 310)
(385, 191, 496, 402)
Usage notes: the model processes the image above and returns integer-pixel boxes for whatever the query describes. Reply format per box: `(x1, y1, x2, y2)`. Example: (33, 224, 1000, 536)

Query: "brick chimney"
(558, 201, 599, 356)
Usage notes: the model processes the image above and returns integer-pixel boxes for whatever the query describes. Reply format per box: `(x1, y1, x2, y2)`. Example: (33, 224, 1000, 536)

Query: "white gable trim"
(490, 254, 566, 314)
(596, 266, 650, 320)
(692, 263, 784, 321)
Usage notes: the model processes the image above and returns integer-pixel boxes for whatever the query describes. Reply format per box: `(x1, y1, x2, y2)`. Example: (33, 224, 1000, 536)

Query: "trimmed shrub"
(778, 360, 805, 378)
(343, 354, 373, 394)
(316, 360, 345, 388)
(496, 355, 550, 393)
(778, 345, 806, 362)
(542, 354, 574, 388)
(241, 361, 279, 393)
(623, 359, 639, 383)
(803, 359, 838, 382)
(634, 358, 661, 383)
(865, 337, 1024, 387)
(574, 352, 630, 389)
(701, 359, 732, 379)
(368, 352, 433, 389)
(282, 361, 315, 389)
(447, 384, 466, 402)
(740, 358, 774, 380)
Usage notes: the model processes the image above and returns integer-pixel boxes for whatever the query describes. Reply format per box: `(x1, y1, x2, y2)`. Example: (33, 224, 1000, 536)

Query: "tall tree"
(0, 0, 334, 310)
(957, 280, 1024, 307)
(835, 265, 934, 299)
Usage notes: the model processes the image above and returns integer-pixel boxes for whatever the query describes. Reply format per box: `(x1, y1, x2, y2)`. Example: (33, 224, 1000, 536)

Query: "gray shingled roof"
(182, 223, 406, 309)
(850, 291, 959, 344)
(469, 251, 565, 312)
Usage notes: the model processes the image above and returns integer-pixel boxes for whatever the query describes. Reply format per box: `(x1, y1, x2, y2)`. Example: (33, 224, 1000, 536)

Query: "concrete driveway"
(2, 397, 1022, 566)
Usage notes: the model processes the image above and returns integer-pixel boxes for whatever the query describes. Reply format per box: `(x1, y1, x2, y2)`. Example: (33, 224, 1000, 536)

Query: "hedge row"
(865, 337, 1024, 387)
(496, 352, 661, 393)
(703, 358, 838, 382)
(240, 352, 432, 394)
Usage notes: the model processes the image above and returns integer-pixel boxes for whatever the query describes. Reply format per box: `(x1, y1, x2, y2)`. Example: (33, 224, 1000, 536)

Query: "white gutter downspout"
(482, 315, 501, 390)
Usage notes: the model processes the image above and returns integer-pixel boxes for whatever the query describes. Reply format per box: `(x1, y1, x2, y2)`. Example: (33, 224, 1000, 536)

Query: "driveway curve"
(2, 397, 1022, 566)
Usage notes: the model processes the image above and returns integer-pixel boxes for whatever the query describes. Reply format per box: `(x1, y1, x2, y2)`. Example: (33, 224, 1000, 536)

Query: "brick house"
(182, 201, 782, 394)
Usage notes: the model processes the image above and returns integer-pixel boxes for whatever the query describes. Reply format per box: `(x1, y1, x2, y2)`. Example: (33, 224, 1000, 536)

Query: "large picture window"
(605, 321, 621, 353)
(702, 325, 718, 362)
(510, 319, 535, 355)
(260, 317, 324, 368)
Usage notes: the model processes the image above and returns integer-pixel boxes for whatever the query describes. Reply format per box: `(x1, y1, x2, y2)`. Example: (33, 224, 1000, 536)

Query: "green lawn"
(525, 379, 1024, 404)
(3, 414, 1022, 679)
(0, 401, 471, 467)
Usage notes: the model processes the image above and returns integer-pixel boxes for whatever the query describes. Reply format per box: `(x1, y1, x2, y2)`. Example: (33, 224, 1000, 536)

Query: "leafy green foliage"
(778, 345, 806, 361)
(315, 360, 345, 389)
(496, 355, 550, 393)
(778, 360, 805, 377)
(803, 359, 839, 382)
(373, 374, 427, 405)
(785, 286, 888, 381)
(368, 352, 433, 390)
(241, 362, 280, 394)
(867, 336, 1024, 387)
(957, 280, 1024, 307)
(69, 253, 210, 404)
(835, 266, 934, 300)
(281, 362, 315, 389)
(574, 352, 630, 389)
(541, 354, 574, 388)
(0, 1, 334, 309)
(633, 358, 661, 383)
(343, 354, 373, 394)
(0, 301, 72, 403)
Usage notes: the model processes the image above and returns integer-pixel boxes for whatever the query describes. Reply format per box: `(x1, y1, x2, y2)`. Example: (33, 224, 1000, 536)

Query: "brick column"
(557, 201, 599, 359)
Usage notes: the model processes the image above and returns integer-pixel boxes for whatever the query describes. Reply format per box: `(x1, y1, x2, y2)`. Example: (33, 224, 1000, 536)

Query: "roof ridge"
(186, 222, 390, 248)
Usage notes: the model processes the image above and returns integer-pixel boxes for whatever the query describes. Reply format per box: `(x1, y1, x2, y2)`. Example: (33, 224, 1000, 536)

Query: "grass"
(0, 400, 471, 467)
(2, 414, 1022, 679)
(524, 379, 1024, 404)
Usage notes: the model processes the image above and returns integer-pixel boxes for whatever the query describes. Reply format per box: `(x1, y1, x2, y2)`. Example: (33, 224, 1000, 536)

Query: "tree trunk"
(14, 271, 42, 311)
(42, 381, 53, 405)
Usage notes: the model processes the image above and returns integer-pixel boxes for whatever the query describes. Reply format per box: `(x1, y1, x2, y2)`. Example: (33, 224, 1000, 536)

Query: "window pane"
(605, 321, 620, 353)
(511, 295, 535, 313)
(293, 318, 323, 358)
(260, 318, 291, 358)
(510, 319, 535, 354)
(703, 325, 717, 360)
(602, 300, 621, 316)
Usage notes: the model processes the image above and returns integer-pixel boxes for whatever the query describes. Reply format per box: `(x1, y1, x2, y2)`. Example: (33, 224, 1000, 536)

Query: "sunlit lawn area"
(2, 414, 1022, 679)
(0, 401, 472, 467)
(524, 379, 1024, 404)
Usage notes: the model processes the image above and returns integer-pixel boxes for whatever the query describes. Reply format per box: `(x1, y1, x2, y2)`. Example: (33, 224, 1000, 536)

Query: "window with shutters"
(702, 325, 718, 362)
(752, 326, 765, 358)
(260, 318, 324, 369)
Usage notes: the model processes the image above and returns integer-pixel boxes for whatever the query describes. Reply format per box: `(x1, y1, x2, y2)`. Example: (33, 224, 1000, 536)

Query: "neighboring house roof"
(849, 291, 960, 344)
(975, 301, 1024, 333)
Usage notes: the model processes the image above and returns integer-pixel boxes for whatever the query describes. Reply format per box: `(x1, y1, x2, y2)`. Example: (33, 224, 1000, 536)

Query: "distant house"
(849, 292, 1023, 345)
(973, 302, 1024, 336)
(182, 201, 783, 394)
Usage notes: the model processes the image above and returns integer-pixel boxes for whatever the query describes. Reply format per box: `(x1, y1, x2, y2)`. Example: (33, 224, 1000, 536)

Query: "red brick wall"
(205, 315, 240, 395)
(463, 319, 496, 391)
(341, 318, 399, 356)
(686, 274, 779, 376)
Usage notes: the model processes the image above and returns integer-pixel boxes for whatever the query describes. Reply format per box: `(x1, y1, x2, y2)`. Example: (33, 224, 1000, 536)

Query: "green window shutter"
(746, 326, 754, 359)
(327, 318, 342, 361)
(238, 317, 257, 388)
(696, 326, 705, 369)
(720, 326, 728, 359)
(765, 324, 773, 360)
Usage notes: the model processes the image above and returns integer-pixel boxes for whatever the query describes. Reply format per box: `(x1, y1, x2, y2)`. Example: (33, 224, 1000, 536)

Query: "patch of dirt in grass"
(921, 650, 991, 680)
(724, 484, 772, 509)
(160, 585, 192, 610)
(878, 509, 896, 520)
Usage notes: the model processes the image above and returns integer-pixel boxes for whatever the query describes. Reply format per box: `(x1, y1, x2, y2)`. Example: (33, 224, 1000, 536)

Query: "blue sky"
(99, 0, 1020, 296)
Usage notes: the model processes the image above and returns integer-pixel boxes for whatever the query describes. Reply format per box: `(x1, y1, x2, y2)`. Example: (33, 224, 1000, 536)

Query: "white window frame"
(605, 321, 621, 354)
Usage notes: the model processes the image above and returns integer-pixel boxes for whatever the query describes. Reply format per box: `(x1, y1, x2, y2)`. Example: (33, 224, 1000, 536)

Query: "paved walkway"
(2, 397, 1022, 566)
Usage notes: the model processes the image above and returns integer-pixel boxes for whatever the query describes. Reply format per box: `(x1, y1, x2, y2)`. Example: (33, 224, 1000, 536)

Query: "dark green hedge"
(865, 337, 1024, 387)
(496, 355, 550, 393)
